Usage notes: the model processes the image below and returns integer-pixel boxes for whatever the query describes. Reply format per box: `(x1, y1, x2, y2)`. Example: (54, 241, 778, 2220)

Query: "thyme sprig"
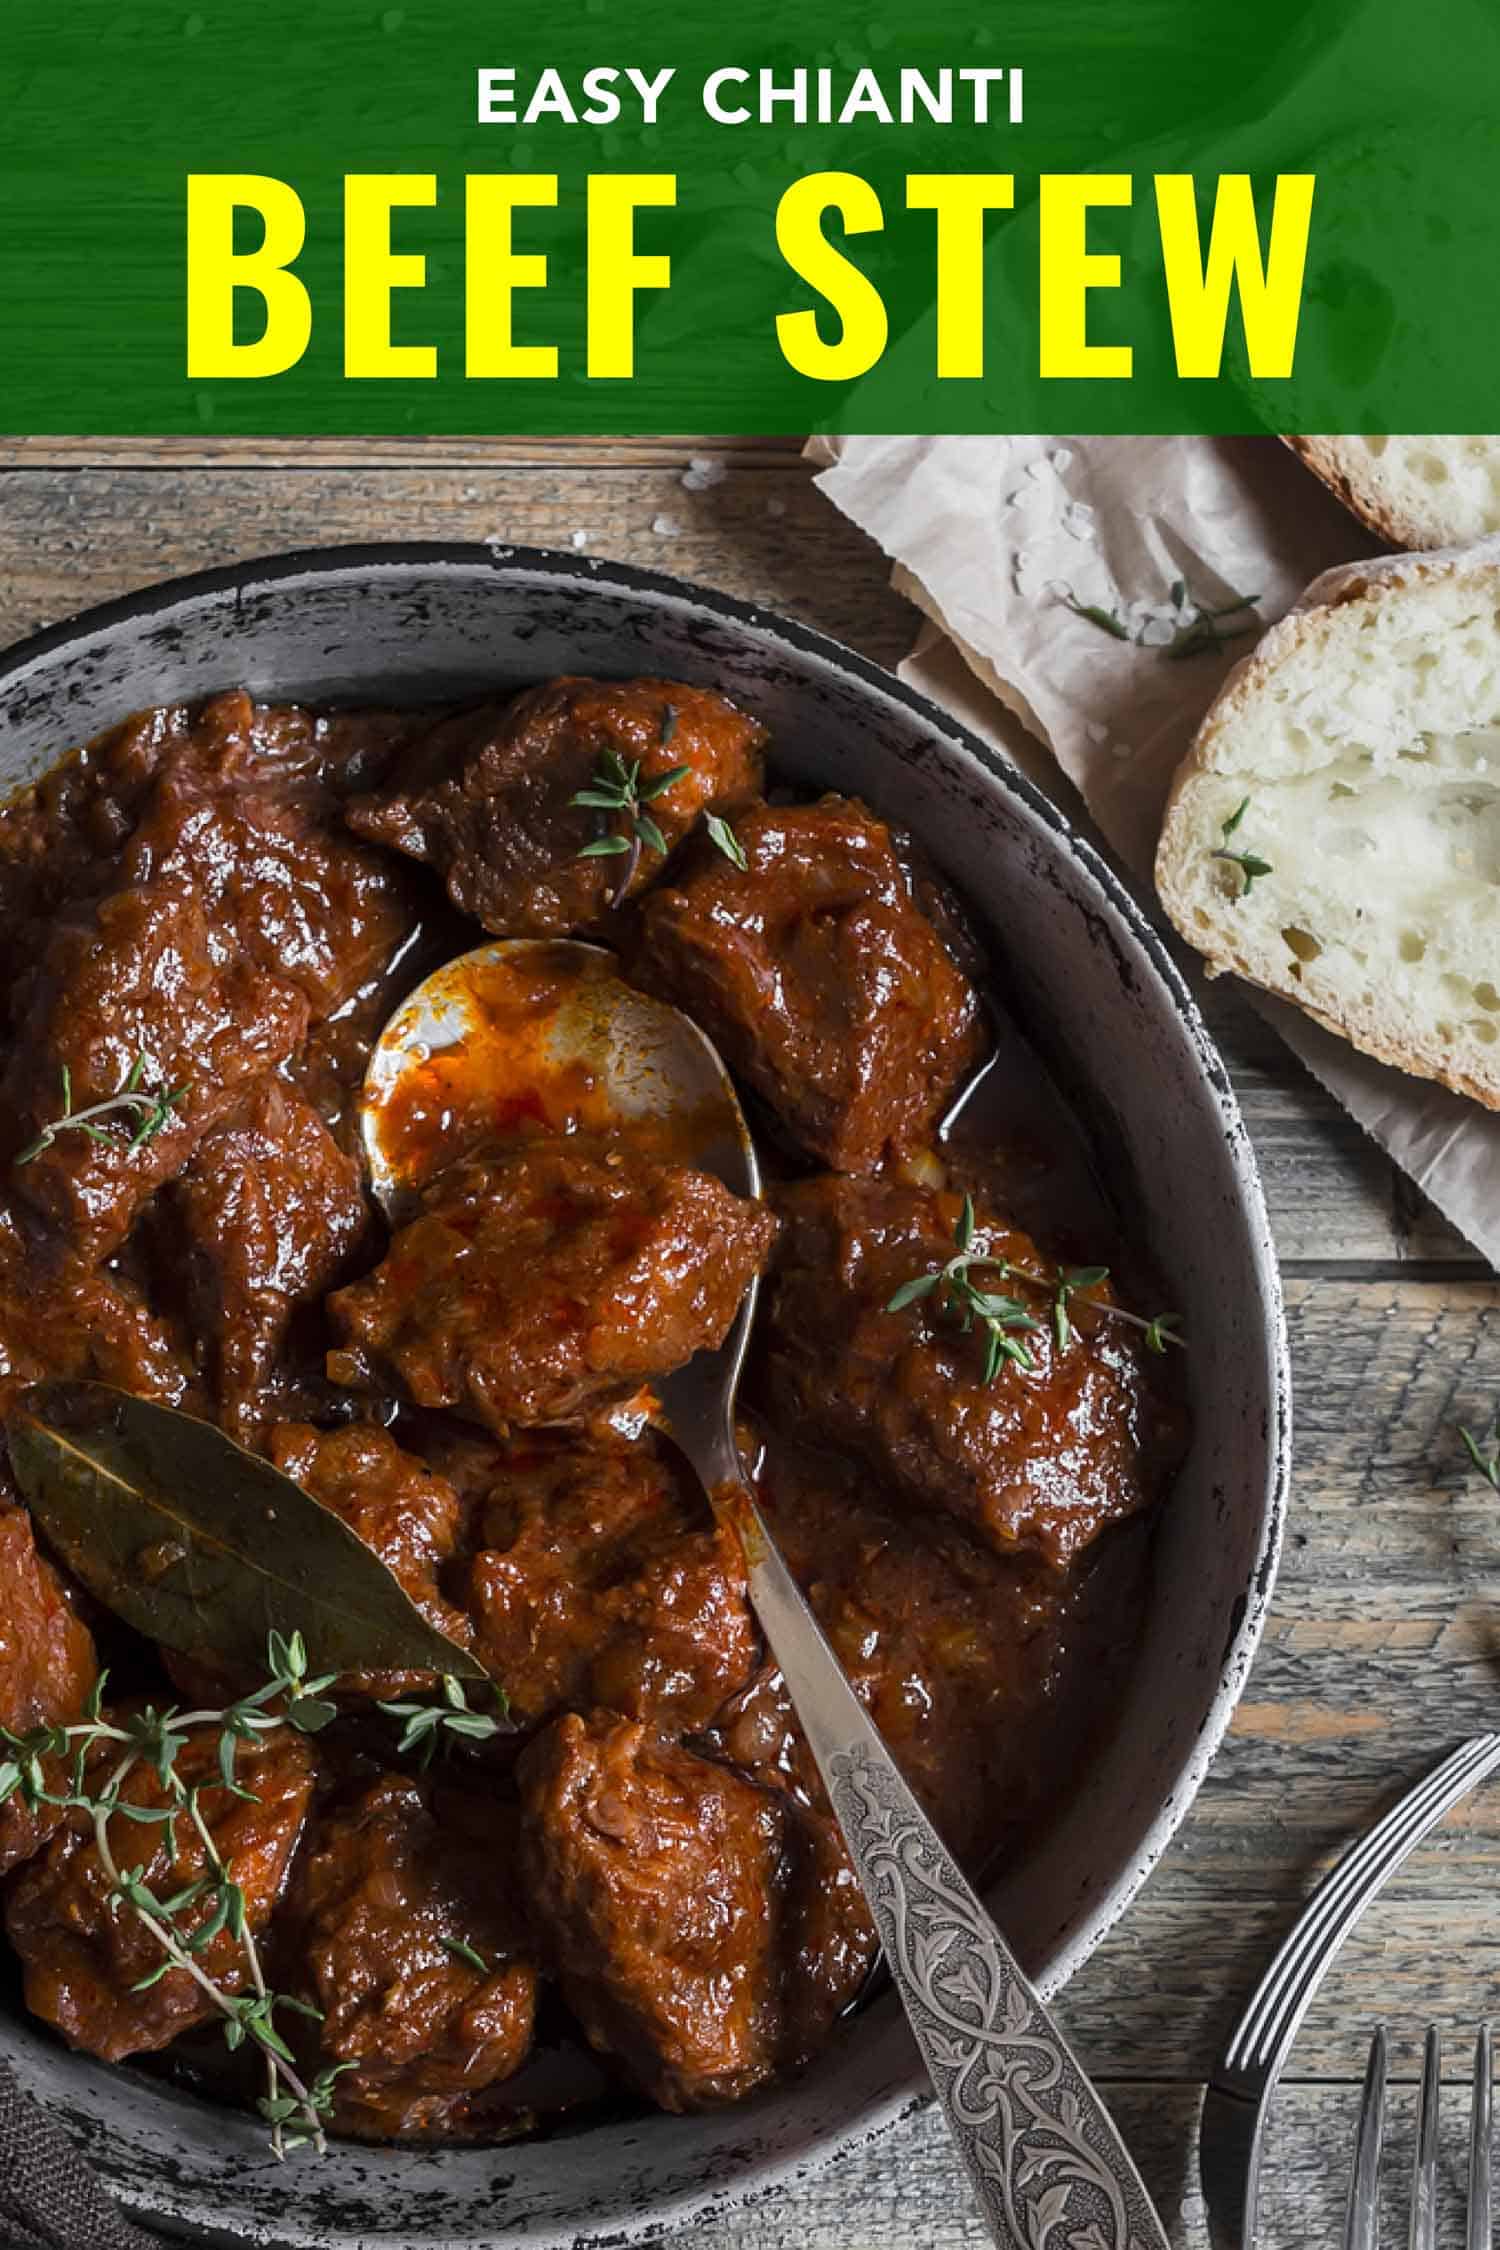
(1459, 1420, 1500, 1490)
(1162, 579, 1262, 660)
(886, 1193, 1043, 1382)
(571, 741, 692, 905)
(16, 1054, 189, 1167)
(1062, 577, 1261, 660)
(1061, 594, 1131, 641)
(704, 811, 749, 872)
(571, 701, 693, 906)
(571, 704, 752, 901)
(378, 1673, 510, 1769)
(885, 1194, 1183, 1385)
(0, 1631, 340, 2158)
(1210, 796, 1274, 899)
(441, 1935, 491, 1974)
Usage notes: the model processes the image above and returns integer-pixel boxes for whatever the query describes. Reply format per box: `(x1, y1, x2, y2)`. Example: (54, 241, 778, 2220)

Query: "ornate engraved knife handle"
(739, 1491, 1168, 2250)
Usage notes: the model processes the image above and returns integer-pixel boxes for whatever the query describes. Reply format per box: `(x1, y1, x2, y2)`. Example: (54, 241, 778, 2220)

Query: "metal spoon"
(363, 937, 1168, 2250)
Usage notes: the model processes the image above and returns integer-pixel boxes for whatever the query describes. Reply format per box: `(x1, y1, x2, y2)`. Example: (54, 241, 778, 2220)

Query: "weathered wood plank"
(0, 435, 808, 470)
(1191, 985, 1477, 1268)
(912, 1281, 1499, 2249)
(1034, 1276, 1500, 2094)
(0, 460, 914, 678)
(696, 2077, 1489, 2250)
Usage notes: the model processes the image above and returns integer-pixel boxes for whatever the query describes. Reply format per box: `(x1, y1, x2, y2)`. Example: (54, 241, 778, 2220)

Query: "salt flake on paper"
(681, 456, 728, 493)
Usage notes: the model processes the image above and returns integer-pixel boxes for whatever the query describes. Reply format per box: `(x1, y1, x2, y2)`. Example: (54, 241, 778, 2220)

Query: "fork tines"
(1344, 2026, 1493, 2250)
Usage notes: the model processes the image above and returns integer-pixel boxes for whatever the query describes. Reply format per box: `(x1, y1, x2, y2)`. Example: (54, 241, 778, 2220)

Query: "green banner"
(1, 0, 1496, 433)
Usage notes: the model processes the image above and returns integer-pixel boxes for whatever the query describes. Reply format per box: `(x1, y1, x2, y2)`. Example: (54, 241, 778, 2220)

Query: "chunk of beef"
(517, 1714, 775, 2109)
(778, 1799, 877, 2061)
(765, 1176, 1167, 1569)
(234, 700, 436, 802)
(517, 1712, 873, 2109)
(4, 891, 304, 1267)
(5, 1722, 316, 2060)
(0, 1500, 99, 1877)
(168, 1081, 369, 1439)
(0, 1201, 193, 1420)
(635, 796, 986, 1172)
(462, 1433, 756, 1729)
(0, 706, 183, 1019)
(694, 1656, 878, 2054)
(347, 677, 765, 936)
(290, 1774, 537, 2140)
(123, 691, 430, 807)
(268, 1423, 474, 1693)
(328, 1135, 777, 1434)
(738, 1449, 1085, 1864)
(3, 693, 415, 1264)
(283, 904, 467, 1152)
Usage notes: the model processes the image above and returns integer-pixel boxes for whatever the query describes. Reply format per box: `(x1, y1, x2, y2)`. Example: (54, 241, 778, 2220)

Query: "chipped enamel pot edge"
(0, 544, 1290, 2250)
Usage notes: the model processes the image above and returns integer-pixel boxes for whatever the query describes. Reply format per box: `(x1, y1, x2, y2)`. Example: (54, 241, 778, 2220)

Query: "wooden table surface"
(2, 433, 1496, 2248)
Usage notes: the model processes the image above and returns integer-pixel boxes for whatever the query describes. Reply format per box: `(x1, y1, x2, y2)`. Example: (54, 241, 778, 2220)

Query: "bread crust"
(1154, 547, 1500, 1112)
(1281, 436, 1414, 548)
(1284, 434, 1500, 554)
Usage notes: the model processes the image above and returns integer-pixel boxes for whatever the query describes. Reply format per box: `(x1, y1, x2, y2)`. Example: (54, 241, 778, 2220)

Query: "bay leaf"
(5, 1381, 485, 1683)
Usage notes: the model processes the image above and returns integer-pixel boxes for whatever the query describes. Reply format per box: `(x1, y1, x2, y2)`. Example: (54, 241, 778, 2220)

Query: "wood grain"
(0, 443, 1492, 2250)
(689, 2079, 1497, 2250)
(0, 460, 915, 674)
(0, 436, 810, 470)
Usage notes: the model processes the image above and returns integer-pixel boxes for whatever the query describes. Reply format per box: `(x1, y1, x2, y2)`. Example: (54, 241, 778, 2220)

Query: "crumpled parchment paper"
(808, 432, 1500, 1270)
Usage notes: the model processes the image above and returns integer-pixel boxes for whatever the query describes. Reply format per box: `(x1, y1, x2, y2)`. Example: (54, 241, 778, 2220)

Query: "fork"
(1344, 2026, 1493, 2250)
(1200, 1732, 1500, 2248)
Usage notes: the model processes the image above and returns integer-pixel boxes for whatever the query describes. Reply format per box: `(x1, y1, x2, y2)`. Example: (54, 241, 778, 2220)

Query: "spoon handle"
(740, 1491, 1168, 2250)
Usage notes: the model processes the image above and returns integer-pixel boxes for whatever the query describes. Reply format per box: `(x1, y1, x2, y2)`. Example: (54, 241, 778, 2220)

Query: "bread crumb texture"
(1291, 435, 1500, 550)
(1156, 553, 1500, 1110)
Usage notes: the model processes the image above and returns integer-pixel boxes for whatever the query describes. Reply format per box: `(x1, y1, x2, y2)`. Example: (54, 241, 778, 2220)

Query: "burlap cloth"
(0, 2060, 156, 2249)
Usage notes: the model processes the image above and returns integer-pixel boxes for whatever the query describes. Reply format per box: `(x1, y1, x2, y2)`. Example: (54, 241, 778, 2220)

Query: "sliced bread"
(1155, 545, 1500, 1110)
(1288, 435, 1500, 551)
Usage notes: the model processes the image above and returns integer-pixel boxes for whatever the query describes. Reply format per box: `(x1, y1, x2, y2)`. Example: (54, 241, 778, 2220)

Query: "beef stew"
(0, 679, 1182, 2147)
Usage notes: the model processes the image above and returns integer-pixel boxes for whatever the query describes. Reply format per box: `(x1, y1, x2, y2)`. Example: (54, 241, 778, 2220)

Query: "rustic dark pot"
(0, 545, 1290, 2248)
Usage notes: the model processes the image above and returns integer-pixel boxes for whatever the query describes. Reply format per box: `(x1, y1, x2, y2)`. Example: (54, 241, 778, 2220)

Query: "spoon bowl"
(362, 937, 759, 1220)
(362, 933, 765, 1481)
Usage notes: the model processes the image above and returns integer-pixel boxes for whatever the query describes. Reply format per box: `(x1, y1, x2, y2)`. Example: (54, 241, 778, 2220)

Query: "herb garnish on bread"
(1156, 546, 1500, 1111)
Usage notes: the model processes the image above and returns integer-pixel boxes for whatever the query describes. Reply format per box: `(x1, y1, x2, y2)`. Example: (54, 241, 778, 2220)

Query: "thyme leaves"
(885, 1197, 1182, 1386)
(16, 1055, 189, 1167)
(1210, 796, 1274, 898)
(0, 1632, 339, 2159)
(571, 748, 692, 904)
